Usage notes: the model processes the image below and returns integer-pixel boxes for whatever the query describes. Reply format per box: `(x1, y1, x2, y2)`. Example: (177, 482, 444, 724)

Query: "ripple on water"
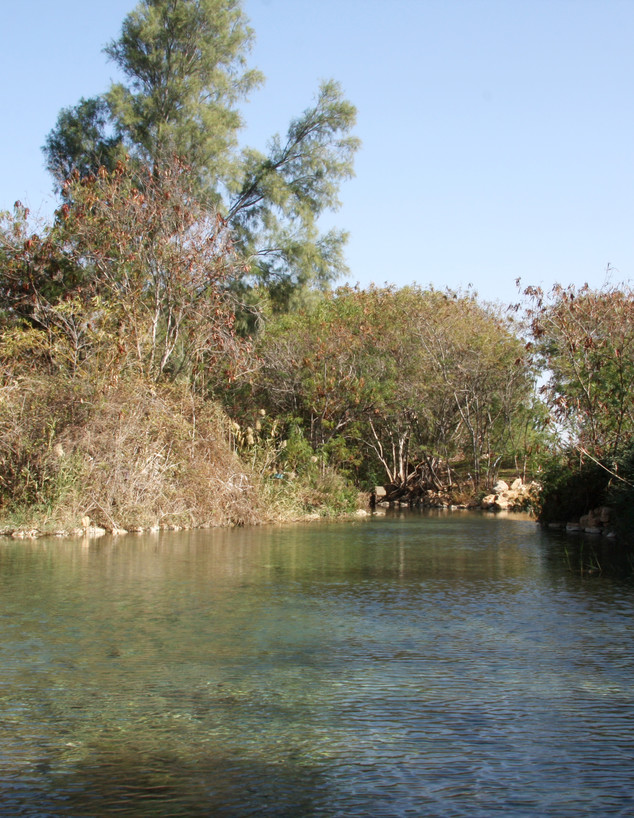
(0, 515, 633, 815)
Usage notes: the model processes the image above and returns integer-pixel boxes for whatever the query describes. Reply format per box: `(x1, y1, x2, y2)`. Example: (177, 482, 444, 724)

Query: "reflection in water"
(1, 512, 633, 815)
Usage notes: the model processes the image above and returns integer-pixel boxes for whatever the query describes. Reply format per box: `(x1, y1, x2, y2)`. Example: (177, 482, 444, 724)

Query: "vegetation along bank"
(2, 0, 634, 543)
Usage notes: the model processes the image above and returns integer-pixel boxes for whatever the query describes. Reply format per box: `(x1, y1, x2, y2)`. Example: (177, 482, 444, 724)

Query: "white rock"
(84, 526, 106, 538)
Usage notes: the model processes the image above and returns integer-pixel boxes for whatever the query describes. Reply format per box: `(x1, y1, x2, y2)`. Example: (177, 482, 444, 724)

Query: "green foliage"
(43, 97, 125, 190)
(104, 0, 263, 193)
(228, 412, 359, 518)
(240, 285, 542, 490)
(605, 444, 634, 541)
(304, 469, 359, 516)
(536, 452, 610, 525)
(42, 0, 359, 309)
(229, 80, 359, 310)
(278, 423, 317, 474)
(525, 283, 634, 458)
(500, 397, 555, 479)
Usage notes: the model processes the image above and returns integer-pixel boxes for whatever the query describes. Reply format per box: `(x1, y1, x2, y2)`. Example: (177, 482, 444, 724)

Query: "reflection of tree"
(14, 746, 326, 815)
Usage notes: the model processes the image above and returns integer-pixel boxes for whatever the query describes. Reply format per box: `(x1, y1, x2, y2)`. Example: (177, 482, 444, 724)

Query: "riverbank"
(0, 505, 373, 541)
(372, 477, 540, 514)
(0, 471, 547, 541)
(0, 375, 368, 537)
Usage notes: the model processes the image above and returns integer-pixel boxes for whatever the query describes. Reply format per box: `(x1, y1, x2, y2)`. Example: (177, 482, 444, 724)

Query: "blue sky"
(1, 0, 633, 306)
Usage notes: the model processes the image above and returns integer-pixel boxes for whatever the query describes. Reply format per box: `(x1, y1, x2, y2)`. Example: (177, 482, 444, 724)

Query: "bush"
(606, 444, 634, 542)
(0, 374, 264, 530)
(537, 452, 611, 524)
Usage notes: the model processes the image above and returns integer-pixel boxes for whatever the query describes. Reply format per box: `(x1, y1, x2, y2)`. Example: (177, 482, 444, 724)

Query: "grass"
(0, 373, 363, 534)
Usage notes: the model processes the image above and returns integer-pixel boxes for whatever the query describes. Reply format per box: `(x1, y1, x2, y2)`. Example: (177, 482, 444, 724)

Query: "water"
(1, 511, 633, 816)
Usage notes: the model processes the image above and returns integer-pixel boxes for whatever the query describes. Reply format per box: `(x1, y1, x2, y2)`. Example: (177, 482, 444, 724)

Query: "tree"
(227, 80, 359, 312)
(243, 286, 537, 490)
(0, 159, 242, 383)
(43, 97, 125, 189)
(524, 282, 634, 459)
(43, 0, 359, 312)
(104, 0, 263, 194)
(408, 290, 536, 486)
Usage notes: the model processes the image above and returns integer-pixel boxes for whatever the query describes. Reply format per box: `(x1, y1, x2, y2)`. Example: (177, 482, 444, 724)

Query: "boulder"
(84, 526, 106, 538)
(12, 529, 39, 540)
(580, 512, 601, 529)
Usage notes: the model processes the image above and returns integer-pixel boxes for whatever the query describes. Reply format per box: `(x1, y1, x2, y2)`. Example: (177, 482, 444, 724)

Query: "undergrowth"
(0, 373, 360, 532)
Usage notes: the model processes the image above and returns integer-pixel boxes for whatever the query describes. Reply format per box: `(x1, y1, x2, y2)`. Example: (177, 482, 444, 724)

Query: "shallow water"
(1, 511, 633, 816)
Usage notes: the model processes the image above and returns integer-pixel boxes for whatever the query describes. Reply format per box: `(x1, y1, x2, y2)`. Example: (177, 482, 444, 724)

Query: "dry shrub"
(0, 374, 264, 530)
(0, 373, 93, 526)
(77, 381, 263, 529)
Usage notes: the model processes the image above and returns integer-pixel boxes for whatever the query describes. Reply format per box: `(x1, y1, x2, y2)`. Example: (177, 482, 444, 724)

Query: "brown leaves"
(1, 157, 247, 385)
(525, 282, 634, 456)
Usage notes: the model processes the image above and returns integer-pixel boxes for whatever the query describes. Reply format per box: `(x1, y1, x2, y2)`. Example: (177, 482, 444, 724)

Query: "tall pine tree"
(43, 0, 359, 314)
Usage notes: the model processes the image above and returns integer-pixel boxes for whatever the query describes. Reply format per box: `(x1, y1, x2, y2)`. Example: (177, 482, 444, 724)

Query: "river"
(1, 511, 633, 816)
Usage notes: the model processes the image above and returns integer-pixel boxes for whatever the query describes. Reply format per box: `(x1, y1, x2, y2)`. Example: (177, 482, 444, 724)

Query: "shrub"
(606, 444, 634, 542)
(0, 374, 263, 530)
(536, 452, 610, 524)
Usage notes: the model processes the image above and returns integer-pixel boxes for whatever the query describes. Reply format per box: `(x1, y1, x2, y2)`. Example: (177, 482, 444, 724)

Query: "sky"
(1, 0, 633, 307)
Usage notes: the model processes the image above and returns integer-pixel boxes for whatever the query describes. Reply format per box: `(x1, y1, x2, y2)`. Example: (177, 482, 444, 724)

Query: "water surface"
(1, 511, 633, 816)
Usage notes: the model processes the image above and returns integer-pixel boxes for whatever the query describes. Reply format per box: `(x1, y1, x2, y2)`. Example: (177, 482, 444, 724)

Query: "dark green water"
(1, 511, 633, 816)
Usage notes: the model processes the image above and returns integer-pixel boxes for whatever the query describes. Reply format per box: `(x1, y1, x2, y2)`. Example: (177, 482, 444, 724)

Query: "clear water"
(1, 511, 633, 816)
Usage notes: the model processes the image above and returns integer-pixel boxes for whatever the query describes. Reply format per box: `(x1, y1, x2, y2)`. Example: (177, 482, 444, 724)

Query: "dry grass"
(0, 374, 265, 531)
